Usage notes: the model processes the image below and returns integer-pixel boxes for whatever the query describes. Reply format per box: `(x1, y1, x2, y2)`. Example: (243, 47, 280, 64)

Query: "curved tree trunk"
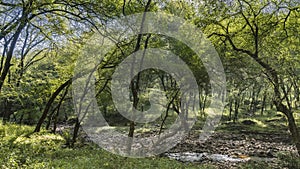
(274, 97, 300, 155)
(52, 85, 69, 133)
(34, 79, 71, 132)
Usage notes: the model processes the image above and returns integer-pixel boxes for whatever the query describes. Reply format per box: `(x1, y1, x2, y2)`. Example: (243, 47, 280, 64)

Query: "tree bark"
(71, 117, 80, 147)
(261, 90, 267, 116)
(0, 0, 33, 92)
(229, 99, 233, 121)
(34, 79, 71, 132)
(274, 97, 300, 154)
(52, 85, 69, 133)
(0, 22, 26, 92)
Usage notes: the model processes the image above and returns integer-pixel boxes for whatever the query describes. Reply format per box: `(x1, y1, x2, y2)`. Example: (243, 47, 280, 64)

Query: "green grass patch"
(216, 112, 290, 134)
(277, 152, 300, 169)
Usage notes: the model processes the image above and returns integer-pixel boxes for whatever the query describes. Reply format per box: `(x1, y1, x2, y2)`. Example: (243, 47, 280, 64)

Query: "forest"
(0, 0, 299, 168)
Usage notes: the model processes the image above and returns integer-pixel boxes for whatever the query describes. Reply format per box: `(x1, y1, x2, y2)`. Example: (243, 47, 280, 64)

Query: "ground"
(0, 114, 299, 169)
(164, 116, 299, 169)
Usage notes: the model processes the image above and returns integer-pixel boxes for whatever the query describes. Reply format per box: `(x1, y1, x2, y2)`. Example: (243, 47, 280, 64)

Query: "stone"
(241, 120, 256, 125)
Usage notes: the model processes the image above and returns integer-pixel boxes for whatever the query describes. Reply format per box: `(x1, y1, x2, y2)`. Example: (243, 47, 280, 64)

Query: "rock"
(241, 120, 256, 125)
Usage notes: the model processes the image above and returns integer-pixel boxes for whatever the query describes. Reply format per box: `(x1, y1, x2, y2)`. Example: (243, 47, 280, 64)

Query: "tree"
(0, 0, 115, 93)
(198, 0, 300, 154)
(0, 0, 125, 126)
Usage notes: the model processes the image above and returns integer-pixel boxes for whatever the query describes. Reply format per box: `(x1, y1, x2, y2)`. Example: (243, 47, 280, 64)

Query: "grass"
(277, 152, 300, 169)
(238, 161, 273, 169)
(216, 109, 296, 134)
(0, 122, 215, 169)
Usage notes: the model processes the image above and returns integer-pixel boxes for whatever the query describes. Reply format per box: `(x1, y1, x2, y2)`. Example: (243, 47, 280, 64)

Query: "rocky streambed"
(164, 130, 297, 168)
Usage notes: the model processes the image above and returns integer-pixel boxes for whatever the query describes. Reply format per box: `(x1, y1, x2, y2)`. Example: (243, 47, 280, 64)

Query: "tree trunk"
(53, 85, 69, 133)
(46, 107, 58, 130)
(261, 90, 267, 116)
(71, 117, 80, 147)
(0, 12, 28, 92)
(275, 100, 300, 155)
(34, 79, 71, 132)
(2, 99, 8, 125)
(233, 97, 240, 123)
(229, 100, 233, 121)
(126, 1, 152, 154)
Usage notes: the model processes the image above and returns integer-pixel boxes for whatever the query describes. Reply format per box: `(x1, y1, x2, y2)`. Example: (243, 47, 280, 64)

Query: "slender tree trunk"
(2, 99, 9, 125)
(233, 98, 240, 123)
(0, 40, 7, 76)
(0, 11, 28, 92)
(159, 90, 179, 134)
(126, 1, 152, 154)
(201, 90, 208, 117)
(229, 100, 233, 121)
(71, 117, 80, 147)
(52, 87, 69, 133)
(34, 79, 71, 132)
(46, 107, 58, 130)
(261, 90, 267, 116)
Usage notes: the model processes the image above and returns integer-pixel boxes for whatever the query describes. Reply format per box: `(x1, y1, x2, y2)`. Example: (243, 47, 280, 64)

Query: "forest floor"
(166, 121, 297, 169)
(53, 113, 300, 168)
(159, 112, 300, 169)
(1, 114, 299, 168)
